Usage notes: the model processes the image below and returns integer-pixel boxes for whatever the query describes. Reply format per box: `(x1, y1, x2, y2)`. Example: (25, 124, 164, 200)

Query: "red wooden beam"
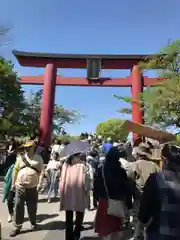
(19, 75, 166, 87)
(144, 77, 166, 86)
(13, 51, 159, 69)
(16, 57, 143, 69)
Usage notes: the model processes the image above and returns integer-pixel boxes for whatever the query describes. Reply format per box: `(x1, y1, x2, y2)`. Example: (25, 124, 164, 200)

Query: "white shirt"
(51, 144, 64, 156)
(15, 153, 44, 188)
(119, 158, 131, 170)
(119, 158, 135, 178)
(86, 162, 93, 190)
(132, 147, 139, 158)
(46, 160, 61, 170)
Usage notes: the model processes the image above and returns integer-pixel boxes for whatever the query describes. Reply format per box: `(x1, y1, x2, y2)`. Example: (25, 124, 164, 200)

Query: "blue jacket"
(102, 143, 113, 155)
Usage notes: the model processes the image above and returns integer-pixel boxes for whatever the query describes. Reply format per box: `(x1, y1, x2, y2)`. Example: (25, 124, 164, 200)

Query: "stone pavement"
(0, 195, 99, 240)
(0, 184, 133, 240)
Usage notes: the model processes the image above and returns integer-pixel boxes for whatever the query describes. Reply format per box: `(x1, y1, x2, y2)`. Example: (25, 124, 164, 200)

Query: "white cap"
(113, 142, 119, 147)
(107, 137, 112, 142)
(88, 136, 92, 141)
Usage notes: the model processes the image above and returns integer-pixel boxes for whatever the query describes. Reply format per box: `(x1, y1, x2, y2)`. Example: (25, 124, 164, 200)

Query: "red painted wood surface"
(19, 75, 166, 87)
(131, 65, 144, 140)
(39, 64, 57, 148)
(13, 51, 166, 146)
(14, 53, 151, 69)
(15, 58, 150, 69)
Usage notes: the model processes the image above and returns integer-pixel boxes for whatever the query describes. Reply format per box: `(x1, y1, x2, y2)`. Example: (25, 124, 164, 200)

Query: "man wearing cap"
(130, 142, 160, 229)
(101, 137, 113, 156)
(131, 143, 160, 189)
(10, 140, 44, 237)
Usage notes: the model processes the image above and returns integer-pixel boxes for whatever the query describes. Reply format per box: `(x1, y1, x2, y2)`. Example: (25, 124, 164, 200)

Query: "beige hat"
(136, 142, 152, 158)
(20, 140, 36, 148)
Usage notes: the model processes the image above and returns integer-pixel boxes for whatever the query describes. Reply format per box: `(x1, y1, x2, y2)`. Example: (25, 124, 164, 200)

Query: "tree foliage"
(140, 40, 180, 129)
(0, 58, 82, 138)
(113, 94, 132, 114)
(0, 57, 26, 135)
(96, 118, 128, 141)
(113, 40, 180, 130)
(24, 89, 83, 136)
(57, 134, 80, 143)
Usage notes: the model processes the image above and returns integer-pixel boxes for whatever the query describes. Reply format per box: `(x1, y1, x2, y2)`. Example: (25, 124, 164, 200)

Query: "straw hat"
(21, 140, 36, 148)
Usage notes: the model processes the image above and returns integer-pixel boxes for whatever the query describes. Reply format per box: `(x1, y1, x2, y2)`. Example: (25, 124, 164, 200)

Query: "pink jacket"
(59, 162, 89, 212)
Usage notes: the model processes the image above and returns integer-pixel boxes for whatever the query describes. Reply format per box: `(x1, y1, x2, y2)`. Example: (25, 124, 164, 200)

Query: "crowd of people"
(1, 133, 180, 240)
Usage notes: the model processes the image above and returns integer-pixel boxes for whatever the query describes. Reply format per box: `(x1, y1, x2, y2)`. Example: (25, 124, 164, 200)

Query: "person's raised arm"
(12, 156, 20, 188)
(24, 152, 33, 165)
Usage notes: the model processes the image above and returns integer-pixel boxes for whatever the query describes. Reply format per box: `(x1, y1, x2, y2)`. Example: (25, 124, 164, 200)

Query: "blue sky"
(1, 0, 180, 135)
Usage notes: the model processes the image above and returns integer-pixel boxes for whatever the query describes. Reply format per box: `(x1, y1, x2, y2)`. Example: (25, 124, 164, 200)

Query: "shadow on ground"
(24, 213, 59, 223)
(20, 220, 65, 235)
(18, 220, 95, 238)
(13, 218, 133, 240)
(38, 197, 60, 203)
(82, 228, 134, 240)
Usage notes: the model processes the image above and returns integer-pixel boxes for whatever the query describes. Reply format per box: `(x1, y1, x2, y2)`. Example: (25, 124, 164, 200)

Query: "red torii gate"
(13, 50, 165, 148)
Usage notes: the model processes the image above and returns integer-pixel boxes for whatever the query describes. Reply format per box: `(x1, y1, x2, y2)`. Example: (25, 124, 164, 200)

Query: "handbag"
(102, 166, 125, 219)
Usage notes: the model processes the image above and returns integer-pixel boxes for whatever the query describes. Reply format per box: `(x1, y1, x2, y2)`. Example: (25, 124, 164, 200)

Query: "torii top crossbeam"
(13, 50, 158, 69)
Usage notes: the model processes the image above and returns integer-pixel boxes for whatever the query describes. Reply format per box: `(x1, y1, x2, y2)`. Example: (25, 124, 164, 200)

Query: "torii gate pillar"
(39, 63, 57, 148)
(131, 65, 144, 141)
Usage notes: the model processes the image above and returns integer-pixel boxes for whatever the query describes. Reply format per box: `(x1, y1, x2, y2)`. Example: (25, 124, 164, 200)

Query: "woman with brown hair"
(60, 153, 91, 240)
(59, 140, 91, 240)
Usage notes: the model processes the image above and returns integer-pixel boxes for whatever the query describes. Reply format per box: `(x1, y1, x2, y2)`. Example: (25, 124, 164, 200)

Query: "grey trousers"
(47, 169, 59, 199)
(14, 186, 38, 229)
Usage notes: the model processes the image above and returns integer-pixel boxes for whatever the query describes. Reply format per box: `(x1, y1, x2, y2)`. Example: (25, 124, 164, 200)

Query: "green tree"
(96, 118, 128, 141)
(140, 40, 180, 129)
(0, 25, 25, 137)
(57, 135, 80, 143)
(0, 57, 26, 137)
(23, 89, 83, 136)
(113, 95, 132, 115)
(113, 40, 180, 130)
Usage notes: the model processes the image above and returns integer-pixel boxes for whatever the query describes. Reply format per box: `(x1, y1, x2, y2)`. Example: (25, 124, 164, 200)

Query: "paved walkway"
(0, 187, 133, 239)
(0, 195, 100, 240)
